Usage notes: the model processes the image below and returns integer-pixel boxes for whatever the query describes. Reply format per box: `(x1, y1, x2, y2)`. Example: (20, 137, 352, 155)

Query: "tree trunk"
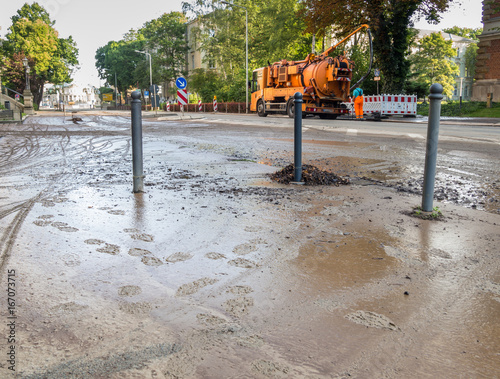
(369, 0, 418, 94)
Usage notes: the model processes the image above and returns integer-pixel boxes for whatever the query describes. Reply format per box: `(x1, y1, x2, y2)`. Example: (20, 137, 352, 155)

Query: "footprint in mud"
(141, 256, 163, 266)
(96, 243, 120, 255)
(428, 248, 452, 259)
(237, 334, 265, 348)
(131, 233, 154, 242)
(345, 310, 400, 331)
(233, 242, 258, 255)
(228, 258, 259, 269)
(197, 313, 229, 327)
(176, 277, 218, 296)
(128, 247, 152, 257)
(205, 252, 226, 260)
(38, 215, 54, 220)
(108, 209, 126, 215)
(244, 226, 264, 233)
(41, 197, 68, 208)
(61, 253, 81, 267)
(118, 301, 152, 314)
(251, 360, 289, 378)
(50, 221, 79, 233)
(118, 285, 142, 297)
(33, 220, 53, 227)
(227, 285, 253, 295)
(123, 228, 140, 233)
(166, 252, 193, 263)
(84, 239, 106, 245)
(223, 296, 254, 318)
(51, 302, 88, 313)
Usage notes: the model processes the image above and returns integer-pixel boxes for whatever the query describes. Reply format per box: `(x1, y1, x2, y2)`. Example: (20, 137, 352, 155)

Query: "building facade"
(42, 83, 100, 109)
(472, 0, 500, 101)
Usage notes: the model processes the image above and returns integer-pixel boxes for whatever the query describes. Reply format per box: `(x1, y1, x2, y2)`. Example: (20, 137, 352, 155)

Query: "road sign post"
(176, 77, 187, 115)
(177, 89, 187, 115)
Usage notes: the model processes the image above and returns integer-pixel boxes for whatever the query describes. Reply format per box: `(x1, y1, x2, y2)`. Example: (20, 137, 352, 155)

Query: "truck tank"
(250, 25, 372, 118)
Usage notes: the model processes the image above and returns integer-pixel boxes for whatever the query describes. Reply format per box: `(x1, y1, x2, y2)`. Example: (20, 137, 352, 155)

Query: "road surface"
(0, 112, 499, 378)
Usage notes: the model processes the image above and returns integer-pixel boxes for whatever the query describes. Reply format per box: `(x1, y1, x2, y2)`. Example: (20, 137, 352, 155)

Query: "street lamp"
(221, 1, 248, 113)
(135, 50, 156, 109)
(22, 56, 30, 90)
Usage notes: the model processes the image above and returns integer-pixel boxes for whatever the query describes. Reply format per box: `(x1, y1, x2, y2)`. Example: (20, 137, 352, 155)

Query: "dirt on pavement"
(0, 113, 498, 378)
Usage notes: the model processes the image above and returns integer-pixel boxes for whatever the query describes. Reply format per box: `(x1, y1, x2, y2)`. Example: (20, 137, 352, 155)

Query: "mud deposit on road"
(270, 164, 350, 185)
(0, 114, 499, 378)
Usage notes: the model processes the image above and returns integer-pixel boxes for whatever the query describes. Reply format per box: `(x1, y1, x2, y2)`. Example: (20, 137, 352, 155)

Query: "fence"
(165, 102, 247, 113)
(343, 95, 417, 117)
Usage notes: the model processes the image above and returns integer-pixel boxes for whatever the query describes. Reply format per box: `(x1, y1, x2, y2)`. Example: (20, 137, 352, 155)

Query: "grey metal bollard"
(421, 83, 443, 212)
(294, 92, 303, 183)
(131, 91, 145, 193)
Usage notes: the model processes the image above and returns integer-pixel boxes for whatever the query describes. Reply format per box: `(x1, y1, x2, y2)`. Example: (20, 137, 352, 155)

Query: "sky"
(0, 0, 483, 88)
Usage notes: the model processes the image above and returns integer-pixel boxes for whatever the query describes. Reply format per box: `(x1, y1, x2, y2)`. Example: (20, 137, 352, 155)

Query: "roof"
(417, 29, 475, 44)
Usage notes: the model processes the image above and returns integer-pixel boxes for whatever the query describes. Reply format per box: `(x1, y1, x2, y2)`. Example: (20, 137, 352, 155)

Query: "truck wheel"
(286, 99, 295, 118)
(287, 99, 306, 119)
(257, 100, 268, 117)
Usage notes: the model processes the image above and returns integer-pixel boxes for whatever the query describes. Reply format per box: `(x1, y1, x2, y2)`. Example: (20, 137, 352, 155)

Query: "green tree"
(465, 42, 478, 79)
(410, 32, 459, 97)
(442, 27, 481, 81)
(189, 67, 245, 102)
(442, 27, 482, 41)
(183, 0, 314, 101)
(95, 34, 146, 95)
(2, 2, 79, 107)
(302, 0, 452, 94)
(96, 12, 188, 98)
(140, 12, 188, 94)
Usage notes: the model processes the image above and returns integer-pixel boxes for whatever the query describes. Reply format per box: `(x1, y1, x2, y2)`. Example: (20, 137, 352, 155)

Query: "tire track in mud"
(0, 118, 130, 271)
(0, 190, 46, 271)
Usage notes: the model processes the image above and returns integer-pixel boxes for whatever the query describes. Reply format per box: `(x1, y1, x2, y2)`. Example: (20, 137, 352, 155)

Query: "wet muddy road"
(0, 113, 499, 378)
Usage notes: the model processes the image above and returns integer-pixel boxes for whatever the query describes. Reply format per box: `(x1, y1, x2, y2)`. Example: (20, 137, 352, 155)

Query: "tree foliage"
(95, 12, 187, 97)
(188, 68, 245, 102)
(410, 32, 459, 97)
(302, 0, 451, 94)
(95, 36, 146, 94)
(443, 26, 481, 80)
(183, 0, 315, 101)
(443, 27, 482, 41)
(465, 42, 478, 79)
(1, 2, 79, 106)
(141, 12, 188, 85)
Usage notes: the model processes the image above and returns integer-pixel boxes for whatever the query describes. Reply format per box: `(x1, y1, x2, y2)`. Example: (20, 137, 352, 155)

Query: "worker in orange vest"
(353, 87, 364, 119)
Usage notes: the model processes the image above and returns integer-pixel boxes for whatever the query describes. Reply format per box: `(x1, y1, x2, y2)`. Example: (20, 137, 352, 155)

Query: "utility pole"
(115, 72, 118, 108)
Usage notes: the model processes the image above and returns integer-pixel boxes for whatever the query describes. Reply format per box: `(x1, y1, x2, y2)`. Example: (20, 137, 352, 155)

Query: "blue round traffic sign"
(176, 77, 187, 89)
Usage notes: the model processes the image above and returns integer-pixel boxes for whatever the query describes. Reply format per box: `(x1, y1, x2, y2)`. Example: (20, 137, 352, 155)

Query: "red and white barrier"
(166, 102, 170, 112)
(213, 97, 218, 112)
(343, 94, 417, 116)
(198, 100, 202, 112)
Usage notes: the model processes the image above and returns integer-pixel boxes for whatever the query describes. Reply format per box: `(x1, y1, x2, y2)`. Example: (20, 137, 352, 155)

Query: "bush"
(417, 101, 500, 117)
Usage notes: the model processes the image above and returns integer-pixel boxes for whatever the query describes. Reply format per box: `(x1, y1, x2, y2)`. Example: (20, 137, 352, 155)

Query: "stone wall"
(0, 94, 25, 121)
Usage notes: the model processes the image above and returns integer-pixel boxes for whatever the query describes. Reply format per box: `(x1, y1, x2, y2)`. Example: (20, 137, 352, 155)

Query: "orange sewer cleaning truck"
(250, 25, 372, 119)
